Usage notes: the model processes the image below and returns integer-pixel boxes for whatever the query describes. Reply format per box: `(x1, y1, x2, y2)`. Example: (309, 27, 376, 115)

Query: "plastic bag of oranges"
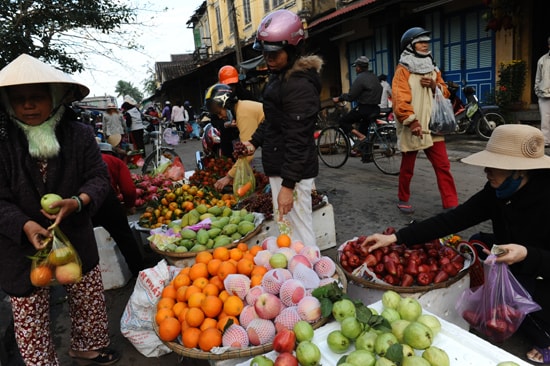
(233, 157, 256, 200)
(29, 225, 82, 287)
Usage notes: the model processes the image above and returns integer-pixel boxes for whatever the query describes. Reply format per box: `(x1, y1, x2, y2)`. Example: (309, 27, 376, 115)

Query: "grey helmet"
(400, 27, 431, 52)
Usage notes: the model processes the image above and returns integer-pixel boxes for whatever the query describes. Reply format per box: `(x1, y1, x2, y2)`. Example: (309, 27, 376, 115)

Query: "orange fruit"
(188, 292, 206, 308)
(185, 307, 205, 328)
(181, 327, 201, 348)
(192, 277, 209, 290)
(218, 290, 230, 303)
(213, 247, 230, 261)
(189, 263, 208, 281)
(250, 273, 263, 287)
(176, 285, 189, 302)
(172, 302, 187, 317)
(249, 245, 262, 256)
(173, 273, 191, 289)
(195, 251, 213, 265)
(202, 283, 220, 297)
(223, 295, 244, 317)
(207, 258, 222, 276)
(184, 285, 202, 302)
(217, 261, 237, 281)
(178, 308, 189, 323)
(237, 243, 248, 252)
(201, 295, 223, 318)
(161, 285, 177, 300)
(243, 252, 255, 262)
(198, 328, 222, 352)
(30, 266, 53, 287)
(200, 317, 218, 331)
(237, 258, 254, 276)
(155, 307, 175, 325)
(158, 316, 181, 341)
(209, 276, 224, 291)
(251, 265, 268, 276)
(157, 297, 176, 310)
(217, 315, 239, 332)
(277, 234, 291, 248)
(180, 267, 191, 276)
(229, 248, 243, 261)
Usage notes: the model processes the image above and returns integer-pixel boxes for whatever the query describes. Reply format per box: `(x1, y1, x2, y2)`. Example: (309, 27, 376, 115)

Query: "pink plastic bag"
(456, 255, 541, 342)
(166, 157, 184, 181)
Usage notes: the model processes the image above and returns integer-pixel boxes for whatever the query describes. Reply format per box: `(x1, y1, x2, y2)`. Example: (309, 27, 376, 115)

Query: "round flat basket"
(153, 264, 347, 360)
(340, 263, 468, 294)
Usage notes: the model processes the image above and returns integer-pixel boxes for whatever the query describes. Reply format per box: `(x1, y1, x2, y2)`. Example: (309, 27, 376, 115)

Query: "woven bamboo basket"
(153, 264, 347, 360)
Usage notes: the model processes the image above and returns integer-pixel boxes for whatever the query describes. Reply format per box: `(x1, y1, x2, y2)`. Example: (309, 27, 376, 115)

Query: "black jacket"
(395, 169, 550, 282)
(250, 55, 323, 189)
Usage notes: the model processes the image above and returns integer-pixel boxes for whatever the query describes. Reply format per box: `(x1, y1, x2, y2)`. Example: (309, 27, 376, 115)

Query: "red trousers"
(10, 265, 110, 366)
(398, 140, 458, 209)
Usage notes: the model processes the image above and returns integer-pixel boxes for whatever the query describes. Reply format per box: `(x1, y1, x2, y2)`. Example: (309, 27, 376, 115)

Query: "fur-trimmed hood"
(285, 55, 323, 80)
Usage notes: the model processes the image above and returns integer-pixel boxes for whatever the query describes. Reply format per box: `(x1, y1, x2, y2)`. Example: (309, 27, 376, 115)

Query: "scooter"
(195, 122, 222, 170)
(446, 81, 506, 140)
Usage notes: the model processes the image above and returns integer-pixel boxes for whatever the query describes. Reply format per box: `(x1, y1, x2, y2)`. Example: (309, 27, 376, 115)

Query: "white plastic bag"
(120, 260, 180, 357)
(429, 87, 457, 135)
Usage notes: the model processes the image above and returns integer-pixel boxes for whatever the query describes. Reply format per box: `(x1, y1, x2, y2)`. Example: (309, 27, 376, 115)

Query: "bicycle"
(141, 120, 181, 175)
(316, 104, 400, 175)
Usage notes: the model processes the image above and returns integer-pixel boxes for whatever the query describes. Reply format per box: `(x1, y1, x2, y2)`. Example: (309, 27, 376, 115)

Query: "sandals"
(70, 348, 120, 365)
(397, 201, 415, 214)
(527, 346, 550, 364)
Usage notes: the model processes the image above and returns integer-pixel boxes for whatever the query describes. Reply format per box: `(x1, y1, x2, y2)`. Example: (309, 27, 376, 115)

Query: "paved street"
(1, 131, 545, 365)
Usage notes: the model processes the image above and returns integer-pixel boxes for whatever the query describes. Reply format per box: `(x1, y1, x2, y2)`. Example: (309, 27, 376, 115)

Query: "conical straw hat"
(0, 54, 89, 102)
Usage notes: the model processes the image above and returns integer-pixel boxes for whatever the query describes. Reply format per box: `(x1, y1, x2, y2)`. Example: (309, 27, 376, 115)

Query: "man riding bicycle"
(332, 56, 382, 145)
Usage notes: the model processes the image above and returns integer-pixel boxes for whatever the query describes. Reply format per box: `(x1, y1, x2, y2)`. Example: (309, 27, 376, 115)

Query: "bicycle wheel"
(371, 126, 400, 175)
(317, 127, 350, 168)
(476, 112, 506, 140)
(141, 147, 181, 175)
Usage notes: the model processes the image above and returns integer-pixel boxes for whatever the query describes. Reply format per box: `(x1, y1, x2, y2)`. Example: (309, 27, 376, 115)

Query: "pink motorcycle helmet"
(253, 9, 305, 52)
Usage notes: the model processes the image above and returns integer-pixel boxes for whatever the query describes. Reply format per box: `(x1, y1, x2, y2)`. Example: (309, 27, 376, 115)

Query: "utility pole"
(229, 0, 243, 65)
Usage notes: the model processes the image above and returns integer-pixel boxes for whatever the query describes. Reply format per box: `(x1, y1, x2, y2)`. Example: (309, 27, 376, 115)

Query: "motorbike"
(446, 81, 506, 140)
(195, 121, 222, 170)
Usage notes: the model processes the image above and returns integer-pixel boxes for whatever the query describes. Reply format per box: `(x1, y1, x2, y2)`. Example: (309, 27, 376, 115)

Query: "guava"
(345, 349, 376, 366)
(293, 320, 314, 342)
(416, 314, 441, 336)
(332, 299, 356, 322)
(422, 346, 449, 366)
(403, 322, 433, 350)
(402, 355, 431, 366)
(341, 316, 363, 340)
(374, 332, 399, 357)
(250, 355, 274, 366)
(382, 290, 402, 309)
(402, 343, 415, 357)
(327, 330, 350, 354)
(375, 357, 397, 366)
(390, 319, 410, 343)
(381, 308, 401, 323)
(270, 253, 288, 269)
(48, 246, 75, 266)
(296, 341, 321, 366)
(496, 362, 520, 366)
(397, 298, 422, 321)
(41, 193, 62, 214)
(355, 329, 378, 352)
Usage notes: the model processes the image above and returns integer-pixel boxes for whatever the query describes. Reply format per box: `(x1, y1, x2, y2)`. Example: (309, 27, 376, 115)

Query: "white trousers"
(539, 98, 550, 145)
(269, 177, 316, 247)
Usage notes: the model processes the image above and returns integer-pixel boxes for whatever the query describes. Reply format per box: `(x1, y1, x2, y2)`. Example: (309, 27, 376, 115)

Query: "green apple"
(41, 193, 62, 214)
(250, 355, 274, 366)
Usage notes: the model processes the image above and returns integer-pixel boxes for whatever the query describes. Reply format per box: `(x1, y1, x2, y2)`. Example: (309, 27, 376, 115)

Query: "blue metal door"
(441, 9, 495, 103)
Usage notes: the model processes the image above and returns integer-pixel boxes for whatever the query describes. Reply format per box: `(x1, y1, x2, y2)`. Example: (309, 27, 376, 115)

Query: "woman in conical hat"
(364, 124, 550, 362)
(0, 54, 120, 365)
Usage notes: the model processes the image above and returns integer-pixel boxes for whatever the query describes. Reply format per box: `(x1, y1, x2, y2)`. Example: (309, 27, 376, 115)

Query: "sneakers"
(397, 201, 414, 214)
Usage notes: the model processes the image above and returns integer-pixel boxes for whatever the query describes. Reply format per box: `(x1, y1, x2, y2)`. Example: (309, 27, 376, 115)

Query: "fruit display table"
(231, 300, 531, 366)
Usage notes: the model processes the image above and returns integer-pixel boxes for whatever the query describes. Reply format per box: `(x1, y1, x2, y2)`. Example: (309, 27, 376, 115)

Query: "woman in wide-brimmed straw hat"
(0, 54, 120, 365)
(363, 124, 550, 363)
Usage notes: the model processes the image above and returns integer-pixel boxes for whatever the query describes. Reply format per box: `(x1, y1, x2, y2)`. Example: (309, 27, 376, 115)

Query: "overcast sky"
(76, 0, 204, 102)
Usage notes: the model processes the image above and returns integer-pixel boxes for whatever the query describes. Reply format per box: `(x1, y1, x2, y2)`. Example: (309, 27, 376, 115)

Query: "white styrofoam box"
(94, 226, 132, 290)
(245, 203, 336, 251)
(347, 274, 470, 329)
(233, 300, 531, 366)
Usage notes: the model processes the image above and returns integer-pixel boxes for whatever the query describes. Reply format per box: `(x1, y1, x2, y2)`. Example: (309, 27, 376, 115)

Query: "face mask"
(495, 172, 523, 199)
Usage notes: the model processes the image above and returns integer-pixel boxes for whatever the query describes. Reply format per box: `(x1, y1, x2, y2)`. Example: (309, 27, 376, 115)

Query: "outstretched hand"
(40, 198, 79, 227)
(360, 233, 398, 252)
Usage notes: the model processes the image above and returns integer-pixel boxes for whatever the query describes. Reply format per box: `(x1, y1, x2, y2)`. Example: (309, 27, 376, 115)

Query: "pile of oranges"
(155, 243, 267, 352)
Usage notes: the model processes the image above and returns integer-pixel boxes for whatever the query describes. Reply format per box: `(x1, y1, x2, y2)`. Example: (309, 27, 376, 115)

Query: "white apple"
(41, 193, 63, 214)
